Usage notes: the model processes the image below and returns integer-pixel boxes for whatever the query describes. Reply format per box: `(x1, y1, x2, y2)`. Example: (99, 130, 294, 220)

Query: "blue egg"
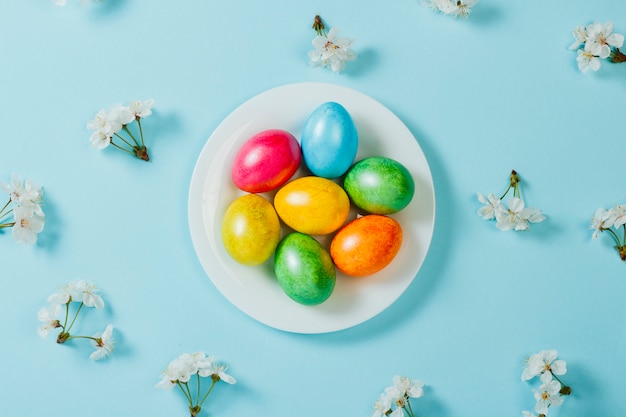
(300, 102, 358, 179)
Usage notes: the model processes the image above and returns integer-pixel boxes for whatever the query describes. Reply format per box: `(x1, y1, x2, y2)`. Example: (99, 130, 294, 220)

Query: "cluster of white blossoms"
(477, 170, 545, 232)
(308, 15, 357, 73)
(0, 174, 45, 245)
(87, 99, 154, 161)
(420, 0, 478, 18)
(569, 22, 625, 73)
(521, 350, 571, 417)
(37, 280, 115, 360)
(372, 375, 424, 417)
(590, 204, 626, 261)
(156, 352, 236, 417)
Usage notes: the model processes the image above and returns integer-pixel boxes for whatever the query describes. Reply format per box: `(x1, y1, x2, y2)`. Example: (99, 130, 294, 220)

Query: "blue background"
(1, 1, 625, 416)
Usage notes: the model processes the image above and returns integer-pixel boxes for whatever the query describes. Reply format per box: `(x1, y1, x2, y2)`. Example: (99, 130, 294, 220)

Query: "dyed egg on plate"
(344, 156, 415, 214)
(330, 214, 403, 277)
(300, 102, 358, 179)
(221, 194, 281, 266)
(274, 176, 350, 235)
(231, 129, 301, 193)
(274, 232, 336, 305)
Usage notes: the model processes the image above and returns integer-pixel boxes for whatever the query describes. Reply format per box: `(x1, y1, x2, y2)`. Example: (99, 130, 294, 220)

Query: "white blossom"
(89, 324, 115, 360)
(495, 197, 545, 231)
(128, 99, 155, 119)
(522, 350, 567, 381)
(576, 43, 602, 73)
(586, 22, 624, 59)
(308, 27, 357, 73)
(37, 304, 62, 338)
(476, 192, 504, 220)
(533, 373, 564, 414)
(590, 207, 615, 239)
(12, 206, 45, 245)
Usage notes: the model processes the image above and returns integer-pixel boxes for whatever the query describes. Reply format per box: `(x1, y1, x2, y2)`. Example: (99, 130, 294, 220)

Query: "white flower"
(522, 350, 567, 381)
(522, 412, 538, 417)
(590, 207, 615, 239)
(533, 372, 564, 414)
(576, 42, 602, 73)
(439, 0, 478, 18)
(89, 324, 115, 360)
(89, 130, 111, 150)
(612, 205, 626, 228)
(12, 206, 45, 245)
(109, 104, 135, 126)
(0, 175, 44, 214)
(47, 280, 95, 305)
(80, 281, 105, 309)
(308, 27, 357, 73)
(128, 99, 155, 119)
(37, 304, 62, 338)
(201, 362, 236, 384)
(389, 375, 424, 399)
(586, 22, 624, 59)
(495, 197, 545, 231)
(156, 353, 198, 389)
(87, 109, 122, 137)
(477, 192, 504, 220)
(569, 25, 589, 50)
(372, 392, 393, 417)
(191, 351, 215, 375)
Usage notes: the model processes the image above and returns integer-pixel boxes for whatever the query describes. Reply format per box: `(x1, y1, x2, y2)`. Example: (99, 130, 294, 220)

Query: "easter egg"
(330, 214, 403, 276)
(274, 233, 336, 305)
(274, 176, 350, 235)
(221, 194, 281, 266)
(231, 129, 301, 193)
(300, 102, 358, 179)
(344, 156, 415, 214)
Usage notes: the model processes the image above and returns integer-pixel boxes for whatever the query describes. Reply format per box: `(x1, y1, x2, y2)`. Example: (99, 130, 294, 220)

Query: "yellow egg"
(274, 176, 350, 235)
(221, 194, 281, 265)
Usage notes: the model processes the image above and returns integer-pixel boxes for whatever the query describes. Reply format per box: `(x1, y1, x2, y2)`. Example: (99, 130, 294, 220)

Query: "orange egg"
(330, 214, 403, 276)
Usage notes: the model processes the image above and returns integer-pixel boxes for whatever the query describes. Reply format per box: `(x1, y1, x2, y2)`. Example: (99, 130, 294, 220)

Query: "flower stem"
(0, 222, 16, 228)
(197, 379, 217, 409)
(176, 381, 193, 406)
(123, 125, 141, 148)
(65, 302, 84, 334)
(136, 118, 145, 148)
(0, 198, 12, 219)
(499, 184, 511, 200)
(605, 228, 622, 247)
(65, 335, 97, 342)
(113, 133, 136, 151)
(551, 374, 572, 395)
(110, 139, 136, 156)
(404, 398, 416, 417)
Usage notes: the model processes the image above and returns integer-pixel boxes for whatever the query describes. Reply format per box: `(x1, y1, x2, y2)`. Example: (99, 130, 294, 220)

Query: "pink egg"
(232, 129, 301, 193)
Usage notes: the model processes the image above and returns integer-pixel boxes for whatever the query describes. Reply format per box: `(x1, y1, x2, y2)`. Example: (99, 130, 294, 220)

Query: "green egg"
(274, 233, 336, 306)
(344, 156, 415, 214)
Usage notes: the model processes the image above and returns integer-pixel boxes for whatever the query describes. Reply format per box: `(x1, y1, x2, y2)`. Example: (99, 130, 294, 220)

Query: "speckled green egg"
(273, 233, 336, 305)
(344, 156, 415, 214)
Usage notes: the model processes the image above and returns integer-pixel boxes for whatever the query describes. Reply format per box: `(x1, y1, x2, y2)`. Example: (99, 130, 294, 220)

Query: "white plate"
(188, 82, 435, 334)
